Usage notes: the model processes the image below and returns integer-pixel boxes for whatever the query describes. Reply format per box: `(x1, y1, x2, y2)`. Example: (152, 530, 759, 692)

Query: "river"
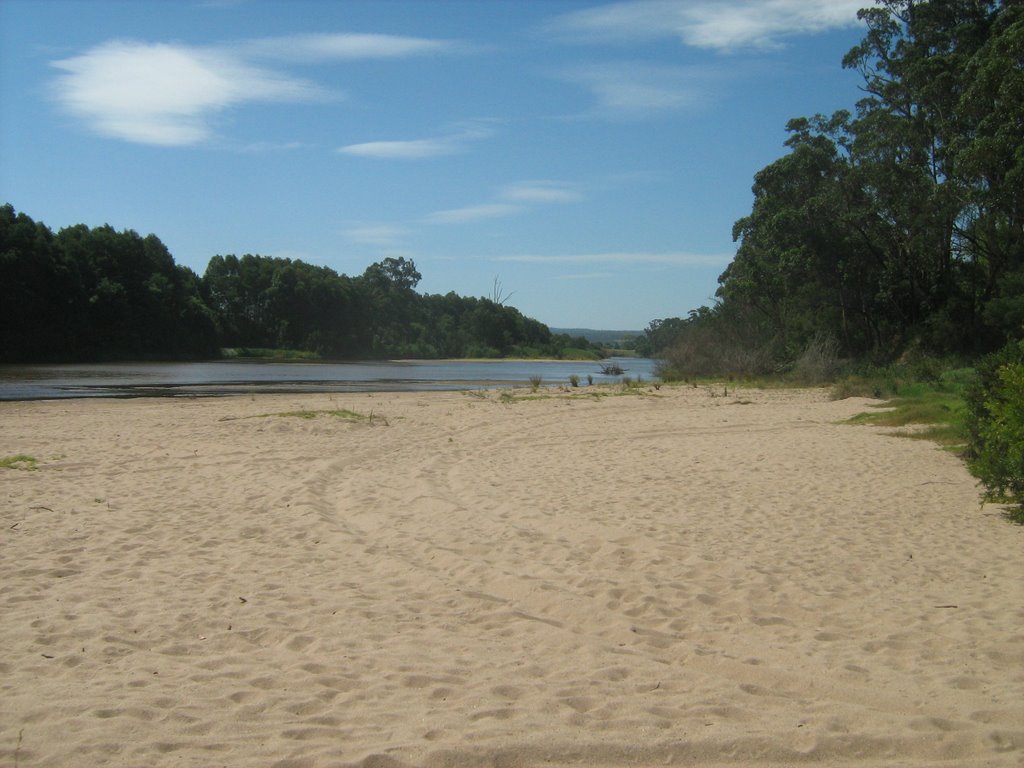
(0, 357, 660, 400)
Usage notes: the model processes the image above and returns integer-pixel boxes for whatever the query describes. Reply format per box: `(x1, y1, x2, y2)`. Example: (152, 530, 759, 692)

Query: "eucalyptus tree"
(717, 0, 1020, 364)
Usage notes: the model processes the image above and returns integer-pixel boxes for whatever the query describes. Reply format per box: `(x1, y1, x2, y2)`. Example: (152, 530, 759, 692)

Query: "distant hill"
(551, 328, 641, 346)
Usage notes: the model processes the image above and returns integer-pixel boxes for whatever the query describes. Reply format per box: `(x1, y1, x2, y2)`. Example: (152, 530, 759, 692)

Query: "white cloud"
(338, 121, 495, 160)
(338, 137, 461, 159)
(50, 31, 463, 147)
(421, 178, 579, 225)
(51, 40, 325, 146)
(500, 180, 582, 204)
(423, 203, 524, 225)
(559, 62, 708, 117)
(242, 33, 455, 62)
(496, 251, 732, 266)
(546, 0, 866, 52)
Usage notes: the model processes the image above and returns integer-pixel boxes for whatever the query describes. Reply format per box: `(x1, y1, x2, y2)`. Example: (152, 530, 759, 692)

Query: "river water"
(0, 357, 659, 400)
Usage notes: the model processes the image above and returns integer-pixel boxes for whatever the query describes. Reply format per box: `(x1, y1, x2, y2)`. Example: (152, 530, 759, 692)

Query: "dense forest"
(0, 204, 596, 363)
(639, 0, 1023, 376)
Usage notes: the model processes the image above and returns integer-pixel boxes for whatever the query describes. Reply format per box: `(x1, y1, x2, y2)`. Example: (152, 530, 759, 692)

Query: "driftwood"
(599, 363, 626, 376)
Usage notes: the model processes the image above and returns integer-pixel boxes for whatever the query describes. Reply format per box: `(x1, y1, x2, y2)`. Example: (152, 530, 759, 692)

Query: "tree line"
(640, 0, 1023, 376)
(0, 204, 596, 363)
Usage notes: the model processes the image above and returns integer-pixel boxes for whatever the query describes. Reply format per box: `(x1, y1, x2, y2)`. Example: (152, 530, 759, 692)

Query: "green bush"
(966, 340, 1024, 522)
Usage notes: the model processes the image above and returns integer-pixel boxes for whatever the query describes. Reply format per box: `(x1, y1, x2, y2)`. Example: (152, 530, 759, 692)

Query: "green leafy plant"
(965, 341, 1024, 522)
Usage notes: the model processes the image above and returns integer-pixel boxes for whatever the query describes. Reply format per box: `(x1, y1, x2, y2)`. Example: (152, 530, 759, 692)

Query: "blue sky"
(0, 0, 870, 330)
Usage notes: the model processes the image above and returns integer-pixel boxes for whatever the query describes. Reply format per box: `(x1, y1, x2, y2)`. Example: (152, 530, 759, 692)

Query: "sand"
(0, 384, 1021, 767)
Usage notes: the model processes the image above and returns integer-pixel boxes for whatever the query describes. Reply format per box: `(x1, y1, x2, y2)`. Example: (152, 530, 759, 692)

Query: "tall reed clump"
(529, 375, 543, 392)
(789, 333, 841, 385)
(656, 325, 776, 381)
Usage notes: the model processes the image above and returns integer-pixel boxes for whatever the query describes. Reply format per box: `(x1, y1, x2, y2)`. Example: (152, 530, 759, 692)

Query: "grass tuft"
(256, 409, 385, 424)
(848, 388, 969, 451)
(1, 454, 38, 470)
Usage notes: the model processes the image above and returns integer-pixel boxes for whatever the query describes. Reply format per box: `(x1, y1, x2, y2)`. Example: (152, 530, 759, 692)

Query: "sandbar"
(1, 385, 1021, 767)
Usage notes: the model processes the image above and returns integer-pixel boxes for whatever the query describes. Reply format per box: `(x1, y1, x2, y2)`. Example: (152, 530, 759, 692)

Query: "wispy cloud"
(500, 180, 582, 204)
(546, 0, 865, 52)
(338, 137, 462, 159)
(557, 62, 713, 118)
(422, 178, 581, 225)
(232, 140, 307, 153)
(343, 224, 409, 248)
(423, 203, 524, 225)
(496, 251, 732, 266)
(242, 32, 458, 62)
(338, 120, 495, 160)
(50, 32, 462, 147)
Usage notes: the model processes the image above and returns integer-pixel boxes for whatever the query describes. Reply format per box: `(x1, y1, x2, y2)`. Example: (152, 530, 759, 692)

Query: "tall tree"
(713, 0, 1020, 368)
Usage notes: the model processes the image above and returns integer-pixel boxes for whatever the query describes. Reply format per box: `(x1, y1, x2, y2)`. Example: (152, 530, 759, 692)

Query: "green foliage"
(554, 346, 601, 361)
(682, 1, 1023, 375)
(221, 347, 322, 360)
(848, 389, 969, 450)
(634, 316, 691, 358)
(0, 454, 38, 470)
(1, 204, 218, 361)
(965, 340, 1024, 521)
(832, 358, 976, 400)
(654, 304, 778, 380)
(2, 205, 592, 364)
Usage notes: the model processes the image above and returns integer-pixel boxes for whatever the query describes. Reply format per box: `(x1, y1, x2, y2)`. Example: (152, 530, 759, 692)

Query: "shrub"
(568, 374, 580, 387)
(529, 375, 543, 392)
(966, 340, 1024, 522)
(790, 333, 840, 385)
(657, 326, 777, 380)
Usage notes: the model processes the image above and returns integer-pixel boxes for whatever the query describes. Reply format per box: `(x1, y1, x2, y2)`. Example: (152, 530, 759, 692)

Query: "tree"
(4, 205, 567, 363)
(706, 0, 1021, 372)
(1, 205, 217, 361)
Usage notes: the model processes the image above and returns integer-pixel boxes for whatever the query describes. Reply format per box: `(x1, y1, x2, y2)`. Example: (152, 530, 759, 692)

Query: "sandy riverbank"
(1, 385, 1021, 767)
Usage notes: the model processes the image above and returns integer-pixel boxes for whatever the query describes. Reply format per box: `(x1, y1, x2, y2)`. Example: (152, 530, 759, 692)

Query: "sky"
(0, 0, 871, 331)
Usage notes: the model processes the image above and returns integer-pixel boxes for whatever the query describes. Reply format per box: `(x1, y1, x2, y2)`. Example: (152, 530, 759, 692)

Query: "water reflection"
(0, 357, 659, 400)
